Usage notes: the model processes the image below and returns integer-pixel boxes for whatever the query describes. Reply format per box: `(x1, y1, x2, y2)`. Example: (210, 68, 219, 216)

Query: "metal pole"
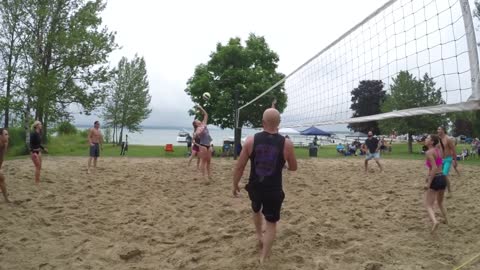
(460, 0, 480, 100)
(233, 85, 240, 160)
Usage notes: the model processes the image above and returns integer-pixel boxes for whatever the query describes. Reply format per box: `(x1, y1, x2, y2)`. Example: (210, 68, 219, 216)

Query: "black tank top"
(248, 131, 286, 191)
(30, 131, 44, 151)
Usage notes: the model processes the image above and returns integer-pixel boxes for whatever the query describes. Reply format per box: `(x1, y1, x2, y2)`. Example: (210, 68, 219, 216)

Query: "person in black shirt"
(233, 108, 297, 264)
(30, 121, 48, 184)
(362, 131, 383, 173)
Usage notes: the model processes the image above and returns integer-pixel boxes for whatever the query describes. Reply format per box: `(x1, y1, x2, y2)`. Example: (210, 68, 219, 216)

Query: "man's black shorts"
(90, 143, 100, 157)
(245, 184, 285, 223)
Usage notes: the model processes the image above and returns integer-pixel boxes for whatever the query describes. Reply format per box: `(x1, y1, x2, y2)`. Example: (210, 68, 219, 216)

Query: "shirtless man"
(87, 121, 103, 174)
(233, 108, 297, 264)
(437, 126, 456, 193)
(0, 128, 10, 202)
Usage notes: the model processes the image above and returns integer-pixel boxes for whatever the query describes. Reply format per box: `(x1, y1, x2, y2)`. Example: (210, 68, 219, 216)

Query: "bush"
(57, 122, 77, 135)
(79, 129, 89, 137)
(5, 127, 29, 155)
(7, 127, 26, 147)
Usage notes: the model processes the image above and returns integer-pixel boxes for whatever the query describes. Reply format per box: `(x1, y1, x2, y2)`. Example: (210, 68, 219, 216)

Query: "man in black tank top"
(233, 108, 297, 264)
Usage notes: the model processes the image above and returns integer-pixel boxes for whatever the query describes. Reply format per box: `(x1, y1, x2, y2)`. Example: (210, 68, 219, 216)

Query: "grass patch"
(5, 133, 480, 166)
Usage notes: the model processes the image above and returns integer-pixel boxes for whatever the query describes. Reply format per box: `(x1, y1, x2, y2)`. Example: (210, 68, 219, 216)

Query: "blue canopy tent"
(300, 126, 332, 136)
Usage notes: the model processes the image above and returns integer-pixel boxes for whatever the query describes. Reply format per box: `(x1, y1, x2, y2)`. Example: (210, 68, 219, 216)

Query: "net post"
(233, 85, 240, 160)
(460, 0, 480, 100)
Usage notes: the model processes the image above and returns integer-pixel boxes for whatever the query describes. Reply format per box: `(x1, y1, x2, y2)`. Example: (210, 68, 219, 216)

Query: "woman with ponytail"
(423, 134, 448, 233)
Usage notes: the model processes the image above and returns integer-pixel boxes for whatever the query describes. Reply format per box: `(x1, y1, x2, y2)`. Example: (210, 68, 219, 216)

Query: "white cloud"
(74, 0, 480, 127)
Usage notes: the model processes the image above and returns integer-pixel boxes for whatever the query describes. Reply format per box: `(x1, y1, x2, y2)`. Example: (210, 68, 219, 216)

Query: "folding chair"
(164, 144, 174, 152)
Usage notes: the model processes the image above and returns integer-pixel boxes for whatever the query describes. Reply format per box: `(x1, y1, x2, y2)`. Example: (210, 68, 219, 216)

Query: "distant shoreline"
(74, 124, 350, 134)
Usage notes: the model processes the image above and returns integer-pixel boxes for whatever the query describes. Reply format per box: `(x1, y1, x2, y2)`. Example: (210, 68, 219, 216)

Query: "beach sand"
(0, 157, 479, 270)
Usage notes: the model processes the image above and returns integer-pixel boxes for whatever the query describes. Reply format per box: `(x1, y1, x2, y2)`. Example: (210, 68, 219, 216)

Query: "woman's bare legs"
(425, 189, 439, 233)
(436, 190, 448, 224)
(31, 153, 42, 184)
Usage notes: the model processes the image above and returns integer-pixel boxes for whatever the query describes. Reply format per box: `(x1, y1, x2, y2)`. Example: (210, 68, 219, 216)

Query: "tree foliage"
(102, 55, 151, 144)
(0, 0, 117, 144)
(448, 111, 480, 137)
(379, 71, 446, 153)
(348, 80, 386, 134)
(0, 0, 25, 128)
(185, 34, 286, 130)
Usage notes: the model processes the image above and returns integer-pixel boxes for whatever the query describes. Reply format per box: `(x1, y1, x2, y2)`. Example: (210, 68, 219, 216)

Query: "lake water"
(96, 127, 259, 146)
(83, 126, 354, 146)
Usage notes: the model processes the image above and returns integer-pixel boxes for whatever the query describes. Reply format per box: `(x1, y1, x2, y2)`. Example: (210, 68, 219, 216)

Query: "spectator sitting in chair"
(457, 148, 468, 160)
(348, 143, 357, 156)
(359, 143, 367, 155)
(336, 143, 346, 155)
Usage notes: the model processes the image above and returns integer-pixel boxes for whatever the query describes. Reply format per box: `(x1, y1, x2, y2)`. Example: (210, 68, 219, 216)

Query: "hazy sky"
(73, 0, 480, 129)
(73, 0, 389, 127)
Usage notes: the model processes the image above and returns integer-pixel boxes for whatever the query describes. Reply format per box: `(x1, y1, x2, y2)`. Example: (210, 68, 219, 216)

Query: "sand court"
(0, 157, 479, 270)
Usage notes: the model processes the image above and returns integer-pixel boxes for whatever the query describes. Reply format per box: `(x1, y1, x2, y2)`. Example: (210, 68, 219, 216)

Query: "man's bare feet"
(431, 221, 439, 233)
(259, 249, 271, 264)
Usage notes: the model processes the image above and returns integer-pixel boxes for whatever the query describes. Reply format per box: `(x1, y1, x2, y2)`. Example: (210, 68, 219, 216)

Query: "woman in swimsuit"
(30, 121, 48, 184)
(192, 105, 212, 180)
(423, 134, 448, 233)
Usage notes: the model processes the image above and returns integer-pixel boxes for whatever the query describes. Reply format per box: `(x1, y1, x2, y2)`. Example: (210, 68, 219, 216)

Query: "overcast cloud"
(73, 0, 390, 127)
(73, 0, 480, 128)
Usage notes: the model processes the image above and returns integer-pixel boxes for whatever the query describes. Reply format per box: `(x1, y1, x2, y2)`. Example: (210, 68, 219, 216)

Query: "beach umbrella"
(300, 126, 332, 136)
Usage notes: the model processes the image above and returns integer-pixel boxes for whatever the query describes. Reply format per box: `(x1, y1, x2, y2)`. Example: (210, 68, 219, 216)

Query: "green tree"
(448, 111, 480, 138)
(185, 34, 286, 139)
(379, 71, 446, 153)
(21, 0, 117, 142)
(348, 80, 386, 134)
(103, 55, 151, 144)
(0, 0, 25, 128)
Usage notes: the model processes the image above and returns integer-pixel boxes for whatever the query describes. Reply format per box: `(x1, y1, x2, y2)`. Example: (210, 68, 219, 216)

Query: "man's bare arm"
(233, 137, 253, 196)
(284, 139, 297, 171)
(448, 138, 456, 157)
(88, 128, 93, 145)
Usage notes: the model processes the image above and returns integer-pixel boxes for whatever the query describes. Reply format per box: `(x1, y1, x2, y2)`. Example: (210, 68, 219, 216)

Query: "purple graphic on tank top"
(254, 144, 279, 178)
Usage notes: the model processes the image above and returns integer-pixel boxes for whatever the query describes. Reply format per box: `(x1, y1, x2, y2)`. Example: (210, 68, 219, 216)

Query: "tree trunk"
(118, 125, 124, 146)
(3, 5, 19, 129)
(112, 123, 116, 145)
(24, 105, 30, 154)
(408, 132, 413, 154)
(43, 111, 48, 144)
(4, 51, 14, 128)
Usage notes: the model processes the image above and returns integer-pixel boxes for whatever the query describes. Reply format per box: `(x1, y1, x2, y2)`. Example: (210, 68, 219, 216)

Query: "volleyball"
(202, 92, 211, 100)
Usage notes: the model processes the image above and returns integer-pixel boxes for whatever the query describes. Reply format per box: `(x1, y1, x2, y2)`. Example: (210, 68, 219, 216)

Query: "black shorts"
(430, 174, 447, 191)
(245, 184, 285, 223)
(90, 143, 100, 157)
(200, 144, 210, 150)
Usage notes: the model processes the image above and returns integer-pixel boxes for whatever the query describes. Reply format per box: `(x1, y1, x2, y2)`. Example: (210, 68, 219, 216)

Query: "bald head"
(262, 108, 280, 130)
